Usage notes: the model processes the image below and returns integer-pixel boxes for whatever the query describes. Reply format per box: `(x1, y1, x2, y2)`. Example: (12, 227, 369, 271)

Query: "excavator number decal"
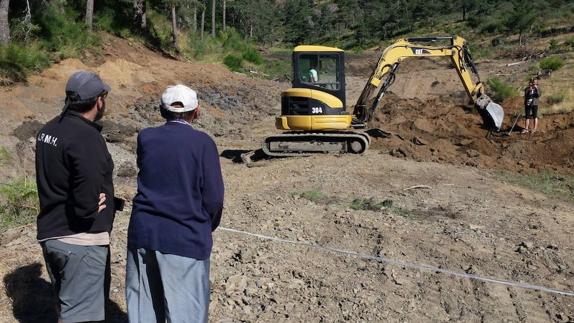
(311, 107, 323, 114)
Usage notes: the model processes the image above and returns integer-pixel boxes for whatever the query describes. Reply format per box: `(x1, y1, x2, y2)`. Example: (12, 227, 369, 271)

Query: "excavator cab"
(293, 48, 345, 100)
(277, 46, 354, 131)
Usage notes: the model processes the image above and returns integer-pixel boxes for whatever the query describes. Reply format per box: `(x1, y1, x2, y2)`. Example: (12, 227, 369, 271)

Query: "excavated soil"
(0, 36, 573, 322)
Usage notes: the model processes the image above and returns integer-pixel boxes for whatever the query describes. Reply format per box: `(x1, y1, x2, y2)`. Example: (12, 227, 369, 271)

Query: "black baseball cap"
(65, 71, 110, 102)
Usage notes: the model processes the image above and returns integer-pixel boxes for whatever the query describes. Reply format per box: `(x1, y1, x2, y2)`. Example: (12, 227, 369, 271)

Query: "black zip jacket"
(35, 111, 115, 240)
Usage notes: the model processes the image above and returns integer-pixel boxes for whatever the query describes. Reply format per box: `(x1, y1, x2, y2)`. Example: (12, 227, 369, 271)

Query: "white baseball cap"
(160, 84, 199, 112)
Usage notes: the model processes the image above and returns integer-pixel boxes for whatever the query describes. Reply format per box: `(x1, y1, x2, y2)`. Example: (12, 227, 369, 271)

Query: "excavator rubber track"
(262, 131, 371, 157)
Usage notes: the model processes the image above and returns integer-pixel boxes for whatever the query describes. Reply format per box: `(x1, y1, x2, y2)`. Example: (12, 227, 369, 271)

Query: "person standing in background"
(523, 78, 541, 133)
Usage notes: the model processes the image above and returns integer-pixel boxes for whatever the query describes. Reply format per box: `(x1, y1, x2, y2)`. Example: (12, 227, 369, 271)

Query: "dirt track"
(0, 36, 573, 322)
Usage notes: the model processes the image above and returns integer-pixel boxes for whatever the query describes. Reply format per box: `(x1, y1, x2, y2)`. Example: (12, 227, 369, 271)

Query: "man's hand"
(98, 193, 107, 213)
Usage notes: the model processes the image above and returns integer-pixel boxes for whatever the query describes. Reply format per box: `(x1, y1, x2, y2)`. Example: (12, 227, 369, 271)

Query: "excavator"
(262, 35, 504, 156)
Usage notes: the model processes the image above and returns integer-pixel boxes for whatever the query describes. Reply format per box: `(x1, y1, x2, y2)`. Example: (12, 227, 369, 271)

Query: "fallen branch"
(403, 185, 432, 191)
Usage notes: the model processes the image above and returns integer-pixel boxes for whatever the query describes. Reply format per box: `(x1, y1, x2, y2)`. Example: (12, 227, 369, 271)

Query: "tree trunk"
(193, 5, 197, 33)
(222, 0, 226, 31)
(0, 0, 9, 44)
(211, 0, 215, 37)
(171, 4, 178, 50)
(85, 0, 94, 31)
(462, 5, 467, 21)
(249, 22, 253, 39)
(133, 0, 147, 31)
(201, 8, 205, 40)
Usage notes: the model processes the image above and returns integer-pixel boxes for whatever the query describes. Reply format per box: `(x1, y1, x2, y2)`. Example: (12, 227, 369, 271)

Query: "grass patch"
(0, 147, 10, 166)
(546, 93, 565, 105)
(261, 57, 291, 81)
(292, 189, 324, 203)
(391, 207, 413, 218)
(501, 171, 574, 202)
(350, 197, 393, 211)
(0, 177, 39, 230)
(539, 56, 565, 72)
(487, 77, 517, 102)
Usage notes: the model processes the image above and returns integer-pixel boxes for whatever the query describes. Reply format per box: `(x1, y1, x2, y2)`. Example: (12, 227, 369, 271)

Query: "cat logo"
(412, 48, 430, 55)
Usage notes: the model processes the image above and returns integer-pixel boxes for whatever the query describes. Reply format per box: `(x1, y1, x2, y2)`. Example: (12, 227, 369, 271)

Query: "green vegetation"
(0, 177, 39, 230)
(223, 54, 243, 71)
(350, 198, 393, 211)
(547, 93, 566, 105)
(0, 147, 10, 166)
(0, 0, 573, 81)
(539, 56, 565, 72)
(242, 47, 263, 65)
(487, 77, 517, 102)
(292, 189, 325, 203)
(0, 43, 49, 82)
(391, 207, 414, 218)
(0, 1, 104, 83)
(501, 171, 574, 202)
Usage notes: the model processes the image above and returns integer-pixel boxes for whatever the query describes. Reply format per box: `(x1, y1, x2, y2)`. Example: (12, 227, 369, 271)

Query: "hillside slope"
(0, 35, 573, 322)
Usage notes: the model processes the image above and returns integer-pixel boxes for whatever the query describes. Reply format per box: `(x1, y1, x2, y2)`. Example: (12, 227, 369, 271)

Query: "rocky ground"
(0, 36, 573, 322)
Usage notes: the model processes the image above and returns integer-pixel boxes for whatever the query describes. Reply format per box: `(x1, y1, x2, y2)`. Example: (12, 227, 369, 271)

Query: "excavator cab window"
(298, 54, 340, 90)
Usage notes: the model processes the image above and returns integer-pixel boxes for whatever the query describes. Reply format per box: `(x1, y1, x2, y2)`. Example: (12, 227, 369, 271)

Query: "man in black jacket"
(35, 71, 117, 322)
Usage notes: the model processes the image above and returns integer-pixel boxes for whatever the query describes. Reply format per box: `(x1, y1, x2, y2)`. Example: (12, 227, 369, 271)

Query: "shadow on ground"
(4, 262, 127, 323)
(221, 149, 270, 164)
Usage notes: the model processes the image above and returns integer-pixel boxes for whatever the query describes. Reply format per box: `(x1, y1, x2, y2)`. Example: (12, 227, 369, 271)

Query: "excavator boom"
(353, 36, 503, 130)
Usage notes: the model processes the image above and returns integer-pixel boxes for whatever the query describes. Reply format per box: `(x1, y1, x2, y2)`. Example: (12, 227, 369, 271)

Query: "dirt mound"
(368, 93, 574, 173)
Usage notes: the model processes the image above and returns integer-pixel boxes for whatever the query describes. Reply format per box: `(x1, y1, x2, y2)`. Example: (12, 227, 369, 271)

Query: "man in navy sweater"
(126, 84, 224, 322)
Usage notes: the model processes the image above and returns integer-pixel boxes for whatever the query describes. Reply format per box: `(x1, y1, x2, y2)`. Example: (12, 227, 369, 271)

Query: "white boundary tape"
(219, 226, 574, 297)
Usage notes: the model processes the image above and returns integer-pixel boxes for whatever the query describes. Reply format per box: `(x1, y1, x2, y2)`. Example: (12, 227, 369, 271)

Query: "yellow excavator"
(263, 35, 504, 156)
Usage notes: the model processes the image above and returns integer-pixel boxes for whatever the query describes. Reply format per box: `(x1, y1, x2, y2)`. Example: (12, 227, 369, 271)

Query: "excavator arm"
(352, 36, 504, 130)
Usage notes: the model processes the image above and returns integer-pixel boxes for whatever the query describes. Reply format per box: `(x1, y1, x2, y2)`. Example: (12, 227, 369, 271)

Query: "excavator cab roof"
(293, 45, 343, 52)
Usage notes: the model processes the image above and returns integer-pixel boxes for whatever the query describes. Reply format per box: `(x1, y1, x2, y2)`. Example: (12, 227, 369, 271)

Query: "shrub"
(223, 54, 243, 71)
(221, 28, 246, 51)
(94, 5, 132, 37)
(548, 39, 560, 52)
(0, 43, 50, 82)
(566, 37, 574, 49)
(547, 93, 565, 105)
(242, 47, 263, 65)
(539, 56, 565, 71)
(480, 19, 504, 34)
(35, 4, 99, 58)
(487, 77, 516, 102)
(0, 177, 39, 230)
(147, 9, 174, 50)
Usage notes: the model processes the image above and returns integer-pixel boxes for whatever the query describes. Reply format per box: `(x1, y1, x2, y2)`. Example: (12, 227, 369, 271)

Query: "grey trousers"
(125, 248, 210, 323)
(41, 240, 109, 323)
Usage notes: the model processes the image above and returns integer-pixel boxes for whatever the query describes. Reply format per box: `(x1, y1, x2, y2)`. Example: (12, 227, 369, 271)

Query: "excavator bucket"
(476, 94, 504, 131)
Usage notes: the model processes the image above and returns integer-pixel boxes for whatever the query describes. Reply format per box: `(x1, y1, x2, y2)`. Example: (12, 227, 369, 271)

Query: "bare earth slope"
(0, 36, 573, 322)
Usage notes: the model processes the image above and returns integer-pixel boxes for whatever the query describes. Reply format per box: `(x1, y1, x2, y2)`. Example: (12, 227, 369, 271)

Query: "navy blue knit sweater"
(128, 122, 224, 260)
